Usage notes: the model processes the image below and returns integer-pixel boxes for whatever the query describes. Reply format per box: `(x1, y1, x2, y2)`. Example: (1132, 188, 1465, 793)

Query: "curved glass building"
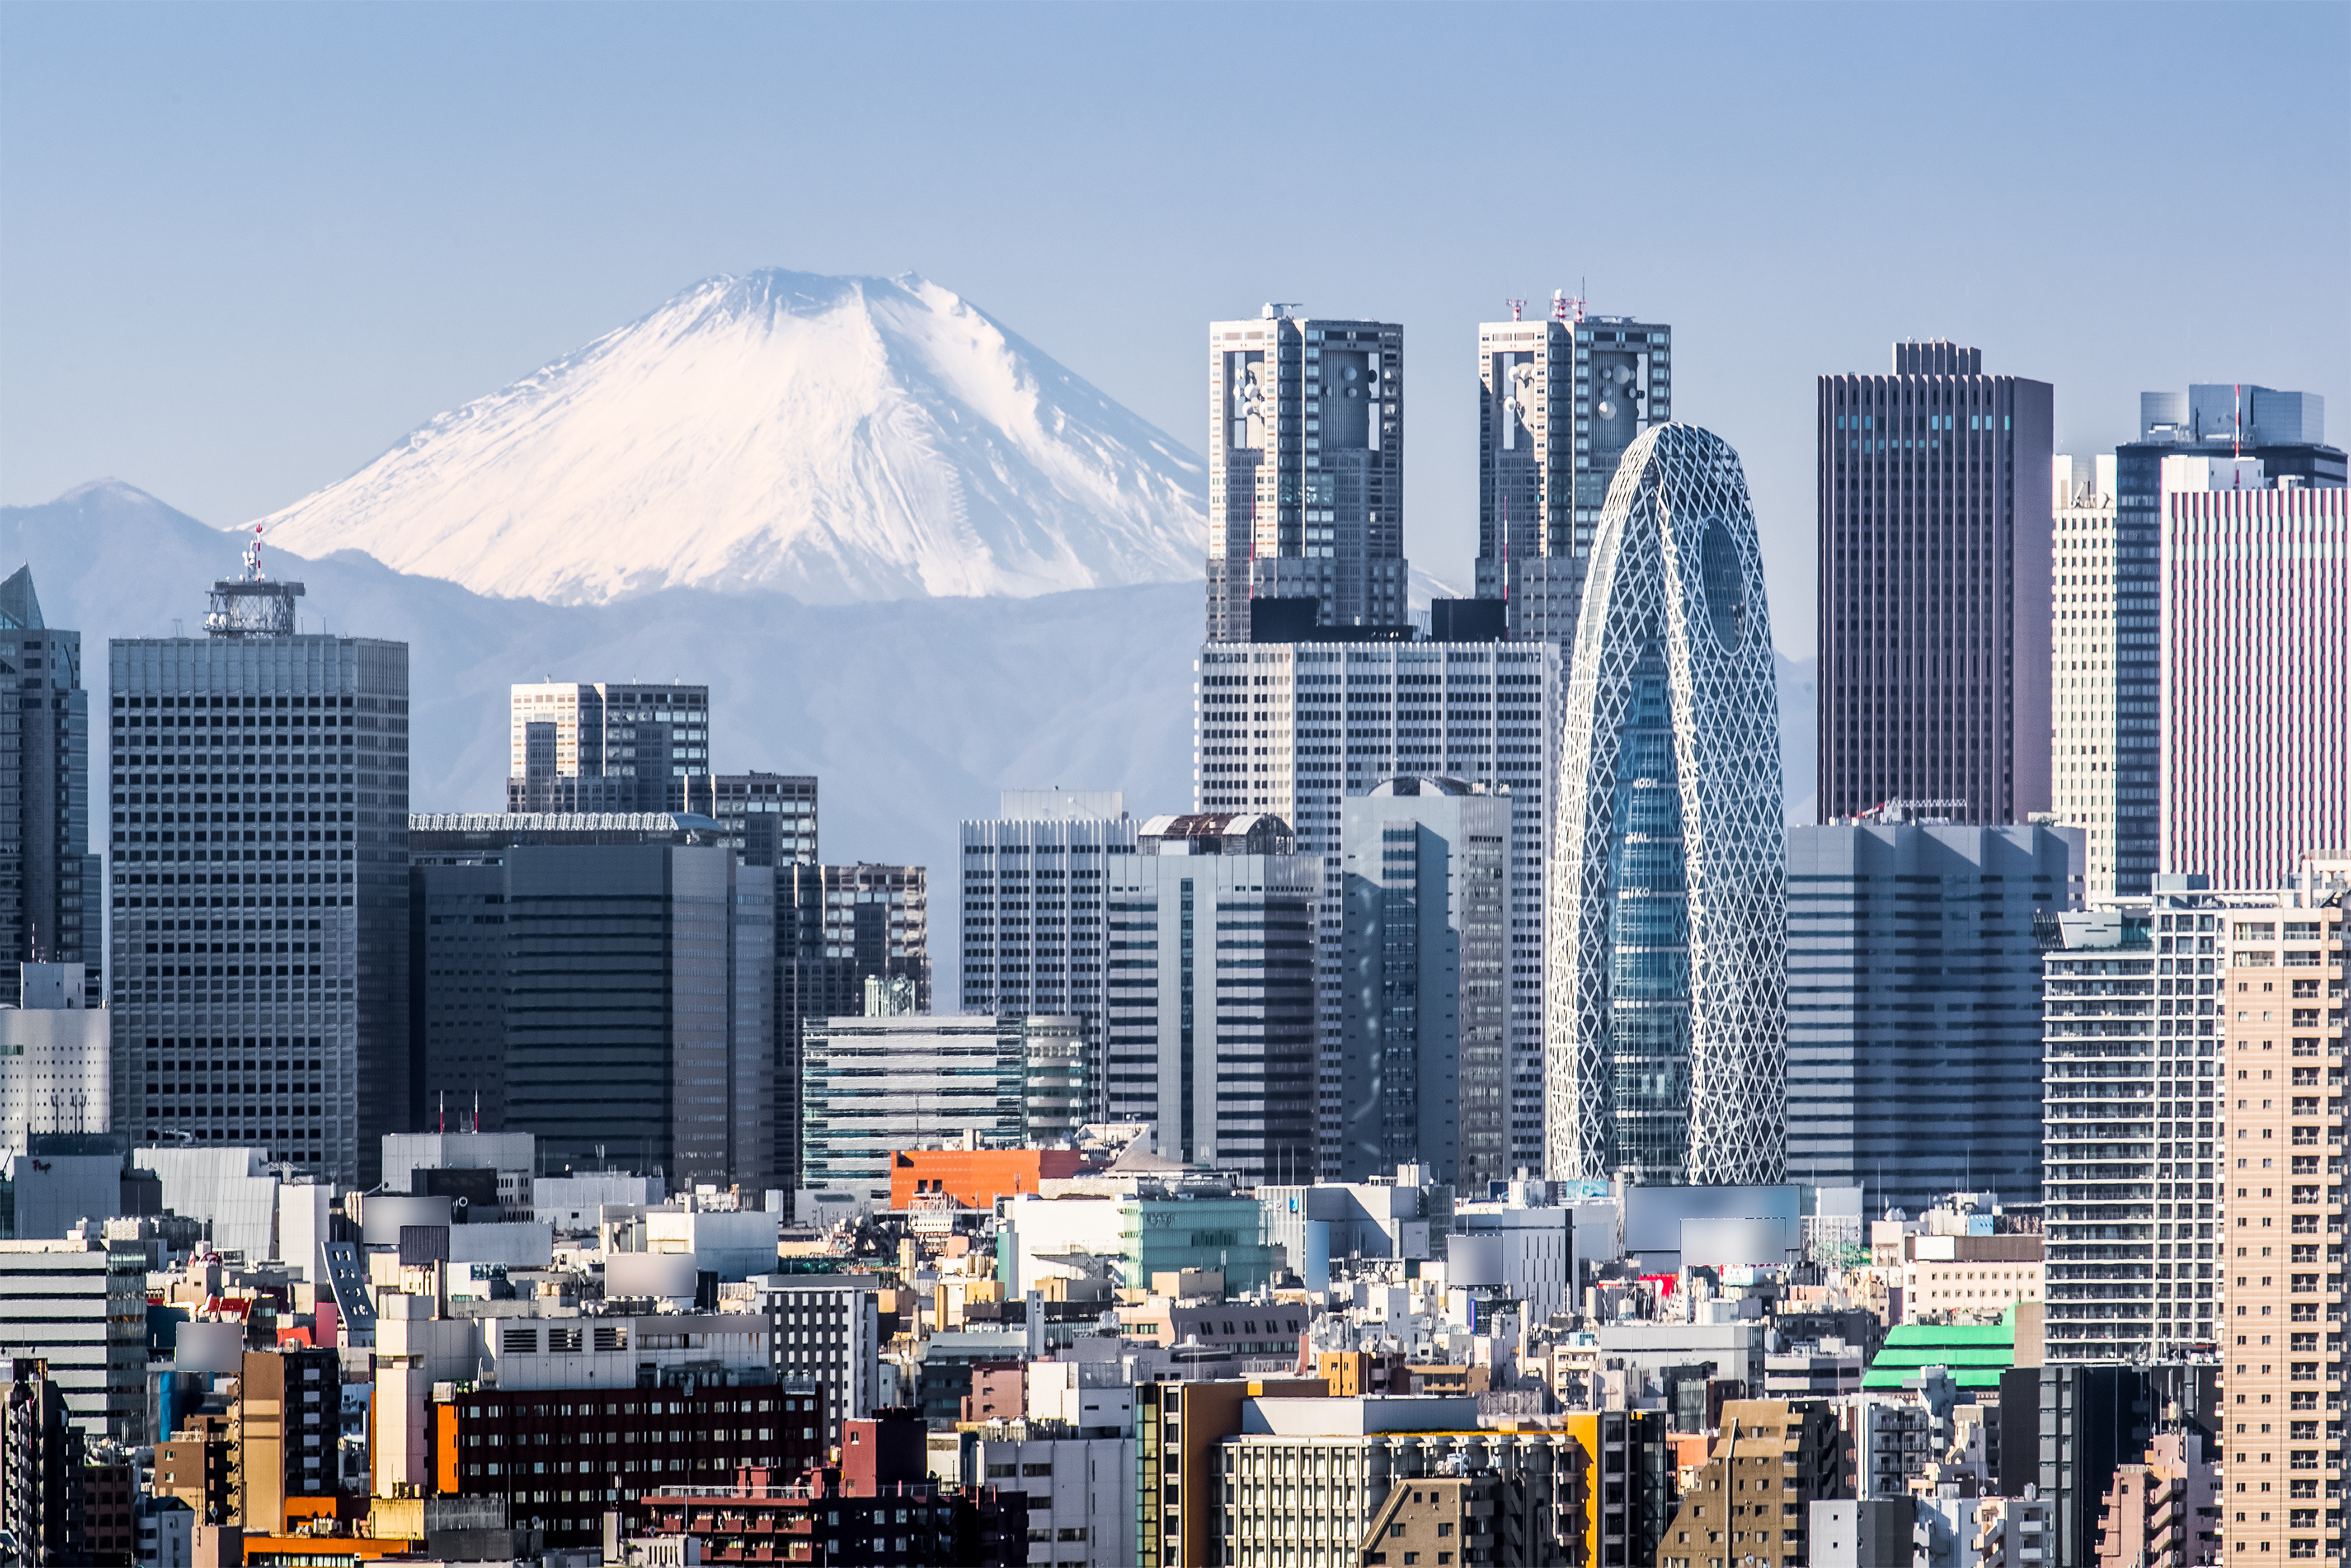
(1545, 424, 1786, 1184)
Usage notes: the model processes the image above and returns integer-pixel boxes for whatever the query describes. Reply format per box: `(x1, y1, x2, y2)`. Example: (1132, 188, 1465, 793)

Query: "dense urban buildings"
(108, 550, 410, 1187)
(0, 1234, 145, 1441)
(1, 961, 110, 1152)
(407, 812, 775, 1191)
(2215, 860, 2347, 1564)
(708, 770, 816, 865)
(2158, 457, 2349, 890)
(1334, 776, 1508, 1188)
(1, 567, 99, 1004)
(504, 681, 712, 813)
(1104, 812, 1318, 1181)
(1548, 424, 1786, 1185)
(957, 789, 1136, 1098)
(1474, 301, 1673, 644)
(1816, 340, 2054, 826)
(1786, 820, 2080, 1215)
(798, 1013, 1023, 1212)
(1195, 639, 1559, 1179)
(1204, 308, 1406, 641)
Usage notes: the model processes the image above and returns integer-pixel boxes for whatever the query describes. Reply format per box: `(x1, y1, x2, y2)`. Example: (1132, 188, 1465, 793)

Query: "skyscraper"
(1, 568, 98, 1003)
(1334, 777, 1508, 1188)
(2158, 458, 2349, 890)
(2091, 386, 2340, 900)
(1195, 639, 1559, 1177)
(1786, 819, 2080, 1215)
(1205, 309, 1406, 642)
(1816, 341, 2054, 825)
(958, 790, 1134, 1108)
(1547, 424, 1785, 1185)
(709, 771, 817, 866)
(1474, 301, 1673, 644)
(505, 682, 712, 814)
(1104, 813, 1317, 1181)
(108, 542, 409, 1187)
(2049, 454, 2125, 904)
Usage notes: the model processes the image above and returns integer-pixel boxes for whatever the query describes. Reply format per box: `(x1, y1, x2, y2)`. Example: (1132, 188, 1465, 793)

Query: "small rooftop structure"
(1138, 813, 1294, 856)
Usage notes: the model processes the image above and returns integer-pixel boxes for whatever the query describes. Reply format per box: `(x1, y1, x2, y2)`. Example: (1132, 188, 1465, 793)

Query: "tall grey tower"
(1, 568, 99, 1002)
(108, 534, 411, 1188)
(1816, 341, 2053, 825)
(1205, 308, 1406, 641)
(1475, 300, 1673, 644)
(1547, 424, 1785, 1185)
(507, 681, 712, 814)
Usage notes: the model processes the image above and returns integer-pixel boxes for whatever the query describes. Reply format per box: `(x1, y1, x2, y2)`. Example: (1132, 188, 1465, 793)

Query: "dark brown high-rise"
(1817, 341, 2052, 824)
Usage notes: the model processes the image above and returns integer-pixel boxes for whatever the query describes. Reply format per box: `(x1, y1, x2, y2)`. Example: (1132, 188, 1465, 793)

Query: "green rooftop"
(1861, 1306, 2018, 1392)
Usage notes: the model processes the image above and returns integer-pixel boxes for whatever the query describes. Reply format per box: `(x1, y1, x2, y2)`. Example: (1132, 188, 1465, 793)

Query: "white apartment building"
(1195, 639, 1559, 1178)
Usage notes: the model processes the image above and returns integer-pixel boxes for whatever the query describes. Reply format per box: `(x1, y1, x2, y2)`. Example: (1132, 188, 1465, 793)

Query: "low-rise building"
(0, 1233, 146, 1442)
(1657, 1399, 1844, 1568)
(744, 1274, 885, 1449)
(957, 1423, 1134, 1568)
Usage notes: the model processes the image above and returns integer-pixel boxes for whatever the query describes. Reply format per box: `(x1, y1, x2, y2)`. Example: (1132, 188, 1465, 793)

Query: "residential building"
(2042, 886, 2231, 1363)
(135, 1495, 195, 1568)
(2, 962, 110, 1157)
(1205, 308, 1406, 642)
(1559, 1409, 1673, 1568)
(2110, 383, 2344, 899)
(777, 861, 929, 1207)
(1968, 1491, 2055, 1568)
(745, 1274, 886, 1448)
(798, 1014, 1022, 1212)
(1103, 813, 1316, 1182)
(1475, 300, 1674, 645)
(2089, 1430, 2219, 1568)
(227, 1348, 339, 1526)
(2, 1358, 87, 1567)
(1656, 1399, 1845, 1568)
(959, 790, 1136, 1095)
(1816, 340, 2054, 826)
(2006, 1364, 2216, 1568)
(407, 813, 773, 1192)
(1333, 777, 1508, 1188)
(1786, 822, 2080, 1214)
(504, 681, 710, 815)
(107, 546, 409, 1188)
(1, 567, 99, 1004)
(1548, 423, 1786, 1185)
(429, 1375, 820, 1548)
(2216, 860, 2348, 1564)
(707, 770, 816, 867)
(2159, 459, 2350, 890)
(2050, 454, 2128, 903)
(0, 1234, 145, 1442)
(1195, 637, 1559, 1180)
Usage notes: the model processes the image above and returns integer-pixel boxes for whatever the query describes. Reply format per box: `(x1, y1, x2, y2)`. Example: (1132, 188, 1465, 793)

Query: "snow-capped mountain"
(257, 270, 1207, 605)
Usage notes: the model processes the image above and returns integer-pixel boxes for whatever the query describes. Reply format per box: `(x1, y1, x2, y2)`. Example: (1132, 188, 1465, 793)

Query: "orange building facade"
(887, 1148, 1091, 1211)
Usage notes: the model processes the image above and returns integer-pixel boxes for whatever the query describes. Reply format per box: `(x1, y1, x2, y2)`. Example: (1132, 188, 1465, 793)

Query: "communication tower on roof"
(205, 522, 305, 638)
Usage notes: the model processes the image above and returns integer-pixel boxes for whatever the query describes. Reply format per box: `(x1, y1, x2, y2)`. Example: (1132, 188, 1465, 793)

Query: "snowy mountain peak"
(256, 269, 1207, 606)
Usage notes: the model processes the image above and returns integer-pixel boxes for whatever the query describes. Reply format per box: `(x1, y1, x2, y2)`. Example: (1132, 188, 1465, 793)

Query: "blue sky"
(2, 1, 2343, 655)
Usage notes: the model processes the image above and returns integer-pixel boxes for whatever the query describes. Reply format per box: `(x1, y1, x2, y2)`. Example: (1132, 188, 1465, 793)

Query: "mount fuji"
(257, 270, 1206, 605)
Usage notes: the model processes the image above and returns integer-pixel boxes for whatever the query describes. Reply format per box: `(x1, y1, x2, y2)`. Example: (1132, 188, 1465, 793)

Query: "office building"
(797, 1014, 1022, 1213)
(1549, 424, 1786, 1185)
(1334, 777, 1508, 1187)
(2082, 386, 2345, 901)
(2159, 459, 2349, 891)
(775, 861, 927, 1206)
(1205, 307, 1406, 641)
(504, 681, 710, 814)
(1475, 300, 1673, 644)
(2049, 454, 2127, 903)
(958, 790, 1136, 1097)
(706, 770, 816, 866)
(1016, 1014, 1087, 1145)
(1103, 813, 1317, 1182)
(1786, 822, 2081, 1214)
(2, 962, 110, 1155)
(745, 1273, 885, 1449)
(2215, 860, 2347, 1564)
(1, 568, 99, 1004)
(2041, 884, 2232, 1363)
(407, 813, 773, 1192)
(1817, 340, 2054, 826)
(955, 1428, 1134, 1568)
(0, 1234, 145, 1442)
(1197, 639, 1559, 1178)
(108, 545, 409, 1188)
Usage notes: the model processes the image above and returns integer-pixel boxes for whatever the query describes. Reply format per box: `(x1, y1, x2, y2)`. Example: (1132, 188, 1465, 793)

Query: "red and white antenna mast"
(1506, 298, 1526, 322)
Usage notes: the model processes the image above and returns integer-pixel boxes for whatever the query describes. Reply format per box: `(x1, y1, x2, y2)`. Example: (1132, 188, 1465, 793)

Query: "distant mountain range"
(255, 270, 1207, 605)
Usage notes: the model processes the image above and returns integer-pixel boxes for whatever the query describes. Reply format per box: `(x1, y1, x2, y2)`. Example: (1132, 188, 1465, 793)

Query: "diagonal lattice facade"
(1545, 424, 1786, 1184)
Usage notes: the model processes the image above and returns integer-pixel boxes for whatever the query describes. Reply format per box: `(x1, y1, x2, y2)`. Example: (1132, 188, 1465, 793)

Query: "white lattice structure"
(1545, 425, 1786, 1183)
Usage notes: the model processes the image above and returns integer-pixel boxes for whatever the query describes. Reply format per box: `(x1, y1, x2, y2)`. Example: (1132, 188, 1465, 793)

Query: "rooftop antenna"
(2233, 384, 2242, 460)
(1506, 298, 1526, 322)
